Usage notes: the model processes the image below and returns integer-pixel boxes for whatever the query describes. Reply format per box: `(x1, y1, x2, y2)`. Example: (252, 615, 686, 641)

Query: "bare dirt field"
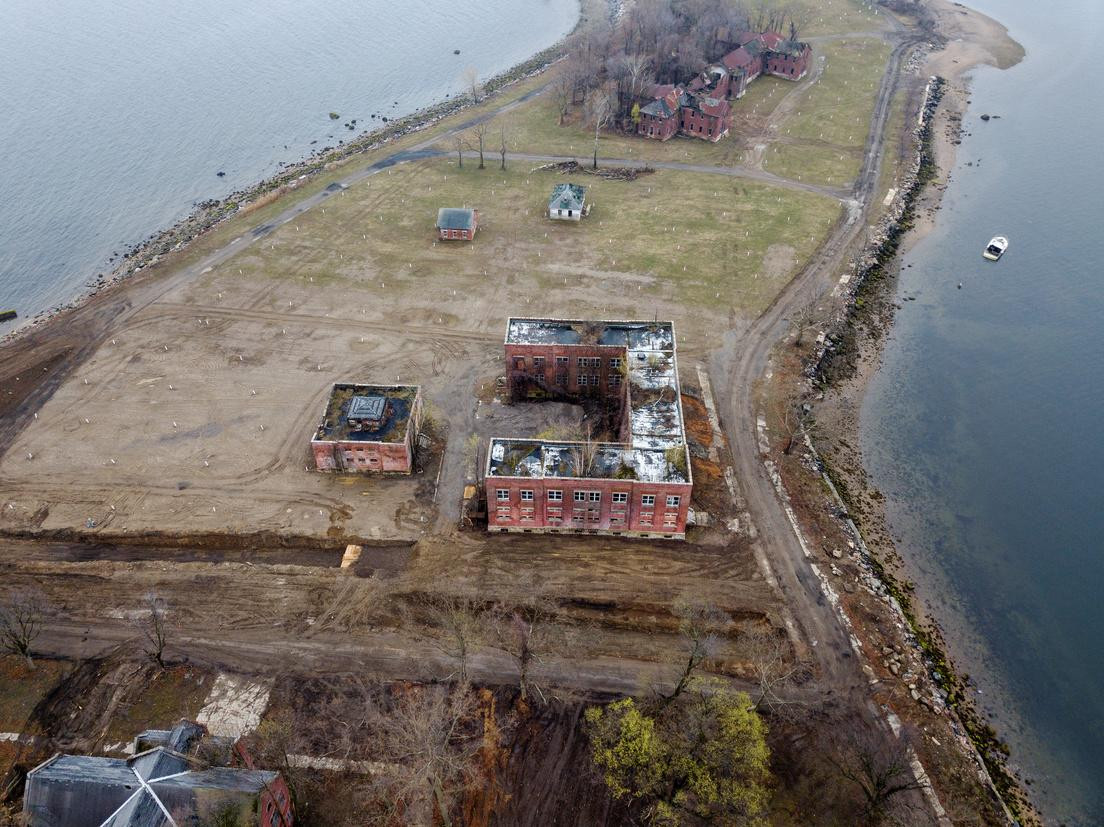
(0, 158, 836, 545)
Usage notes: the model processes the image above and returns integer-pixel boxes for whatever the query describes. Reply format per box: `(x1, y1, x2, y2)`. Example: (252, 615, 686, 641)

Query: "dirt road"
(710, 20, 920, 682)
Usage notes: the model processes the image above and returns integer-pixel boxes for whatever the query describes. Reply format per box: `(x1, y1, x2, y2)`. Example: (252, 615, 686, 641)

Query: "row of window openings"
(524, 357, 622, 369)
(498, 490, 679, 508)
(497, 513, 678, 528)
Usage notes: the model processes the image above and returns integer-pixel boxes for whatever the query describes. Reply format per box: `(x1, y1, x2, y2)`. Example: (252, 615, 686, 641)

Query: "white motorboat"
(983, 236, 1008, 261)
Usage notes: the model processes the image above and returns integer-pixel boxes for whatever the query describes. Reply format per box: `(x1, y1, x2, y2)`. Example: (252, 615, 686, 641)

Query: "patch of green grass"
(875, 85, 910, 210)
(0, 656, 70, 732)
(225, 158, 840, 317)
(103, 666, 212, 744)
(782, 0, 889, 37)
(763, 38, 891, 186)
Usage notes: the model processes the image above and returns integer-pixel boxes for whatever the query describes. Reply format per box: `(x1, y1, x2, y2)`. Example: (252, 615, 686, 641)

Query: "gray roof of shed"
(549, 183, 586, 211)
(25, 747, 278, 827)
(436, 207, 476, 230)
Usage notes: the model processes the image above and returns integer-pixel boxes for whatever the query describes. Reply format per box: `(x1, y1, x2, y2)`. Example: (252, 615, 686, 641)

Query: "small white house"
(548, 183, 588, 221)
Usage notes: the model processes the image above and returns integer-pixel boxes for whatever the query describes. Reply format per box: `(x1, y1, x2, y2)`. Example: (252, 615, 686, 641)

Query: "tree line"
(556, 0, 812, 132)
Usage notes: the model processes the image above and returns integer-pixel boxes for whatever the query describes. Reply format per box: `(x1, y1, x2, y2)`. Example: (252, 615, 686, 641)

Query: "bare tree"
(0, 588, 47, 667)
(368, 684, 481, 827)
(786, 296, 820, 347)
(829, 727, 931, 825)
(499, 125, 509, 171)
(133, 593, 171, 668)
(781, 404, 816, 456)
(621, 52, 653, 107)
(491, 597, 568, 704)
(585, 88, 613, 170)
(471, 122, 489, 170)
(461, 66, 481, 103)
(453, 134, 466, 168)
(553, 64, 574, 125)
(422, 592, 485, 686)
(658, 598, 729, 706)
(742, 626, 809, 717)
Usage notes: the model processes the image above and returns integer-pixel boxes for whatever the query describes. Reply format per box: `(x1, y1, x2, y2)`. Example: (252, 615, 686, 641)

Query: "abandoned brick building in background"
(311, 383, 422, 474)
(638, 29, 812, 142)
(486, 318, 692, 539)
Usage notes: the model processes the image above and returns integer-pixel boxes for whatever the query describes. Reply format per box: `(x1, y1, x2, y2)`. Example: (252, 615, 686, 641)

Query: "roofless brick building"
(486, 318, 692, 539)
(311, 384, 422, 473)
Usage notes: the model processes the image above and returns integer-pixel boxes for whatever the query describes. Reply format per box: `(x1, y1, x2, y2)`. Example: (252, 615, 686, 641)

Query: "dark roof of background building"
(682, 93, 730, 119)
(722, 46, 756, 72)
(436, 207, 476, 230)
(758, 30, 784, 50)
(771, 39, 809, 57)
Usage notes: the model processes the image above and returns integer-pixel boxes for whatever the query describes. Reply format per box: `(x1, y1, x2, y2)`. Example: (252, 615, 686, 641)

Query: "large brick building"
(486, 318, 692, 539)
(640, 30, 811, 142)
(311, 384, 422, 473)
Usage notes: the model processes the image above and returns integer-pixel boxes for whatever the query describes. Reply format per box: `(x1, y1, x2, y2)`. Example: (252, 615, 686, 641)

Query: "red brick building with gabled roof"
(679, 93, 732, 142)
(637, 86, 683, 141)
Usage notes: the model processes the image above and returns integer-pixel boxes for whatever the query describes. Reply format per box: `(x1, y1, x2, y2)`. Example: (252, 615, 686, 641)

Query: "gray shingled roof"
(549, 183, 586, 212)
(640, 98, 675, 118)
(25, 729, 281, 827)
(436, 207, 476, 230)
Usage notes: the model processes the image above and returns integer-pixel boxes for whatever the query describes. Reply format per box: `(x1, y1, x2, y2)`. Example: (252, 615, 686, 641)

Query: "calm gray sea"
(861, 0, 1104, 822)
(0, 0, 578, 330)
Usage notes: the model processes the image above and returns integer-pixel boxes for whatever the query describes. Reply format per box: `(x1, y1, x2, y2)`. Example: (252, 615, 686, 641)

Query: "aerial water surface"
(0, 0, 579, 329)
(861, 0, 1104, 822)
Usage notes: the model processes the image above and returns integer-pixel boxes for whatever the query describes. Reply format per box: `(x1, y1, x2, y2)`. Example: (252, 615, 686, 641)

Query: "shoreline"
(0, 0, 620, 349)
(805, 0, 1033, 819)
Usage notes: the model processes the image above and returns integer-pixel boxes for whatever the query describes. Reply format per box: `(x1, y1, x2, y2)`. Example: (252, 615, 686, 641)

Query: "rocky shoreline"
(792, 4, 1036, 821)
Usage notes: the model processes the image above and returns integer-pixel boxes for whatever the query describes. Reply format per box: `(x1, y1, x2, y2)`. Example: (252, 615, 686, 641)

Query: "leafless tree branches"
(470, 122, 489, 169)
(0, 588, 47, 666)
(132, 592, 171, 668)
(829, 726, 932, 825)
(743, 626, 810, 718)
(421, 592, 485, 686)
(461, 66, 481, 103)
(491, 597, 570, 705)
(658, 597, 730, 706)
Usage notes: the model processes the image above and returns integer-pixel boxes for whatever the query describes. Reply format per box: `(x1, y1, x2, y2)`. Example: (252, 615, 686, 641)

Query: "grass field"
(233, 158, 841, 316)
(0, 656, 69, 732)
(763, 37, 892, 186)
(789, 0, 888, 37)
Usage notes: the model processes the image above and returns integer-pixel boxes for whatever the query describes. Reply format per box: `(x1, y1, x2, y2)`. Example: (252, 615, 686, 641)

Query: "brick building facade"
(487, 319, 692, 539)
(311, 384, 422, 474)
(436, 207, 478, 241)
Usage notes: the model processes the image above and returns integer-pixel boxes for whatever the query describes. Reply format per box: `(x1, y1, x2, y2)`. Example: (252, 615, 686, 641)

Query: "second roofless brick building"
(486, 318, 692, 539)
